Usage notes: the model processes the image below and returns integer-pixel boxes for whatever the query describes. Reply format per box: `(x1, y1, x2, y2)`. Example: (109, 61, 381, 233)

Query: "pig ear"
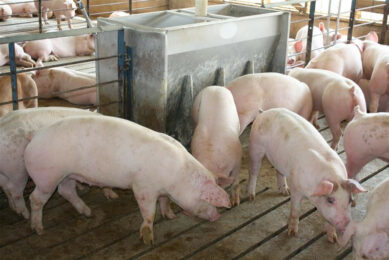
(311, 180, 334, 196)
(342, 179, 367, 194)
(89, 34, 94, 40)
(294, 41, 303, 53)
(319, 22, 325, 32)
(336, 34, 341, 40)
(365, 31, 378, 43)
(200, 179, 231, 208)
(361, 232, 389, 259)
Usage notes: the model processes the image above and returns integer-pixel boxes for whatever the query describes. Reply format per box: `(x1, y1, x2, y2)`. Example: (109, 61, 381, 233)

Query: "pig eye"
(326, 197, 335, 204)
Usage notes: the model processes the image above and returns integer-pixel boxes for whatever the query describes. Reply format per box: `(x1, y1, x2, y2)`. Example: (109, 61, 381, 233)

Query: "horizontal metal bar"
(89, 1, 128, 7)
(356, 4, 387, 12)
(290, 18, 311, 24)
(90, 9, 129, 15)
(353, 21, 376, 28)
(264, 0, 315, 8)
(0, 24, 122, 44)
(286, 61, 305, 69)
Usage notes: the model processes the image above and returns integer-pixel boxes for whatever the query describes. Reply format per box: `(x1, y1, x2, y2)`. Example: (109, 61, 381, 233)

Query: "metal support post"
(8, 43, 18, 110)
(117, 29, 125, 118)
(125, 46, 133, 120)
(380, 0, 389, 44)
(347, 0, 357, 43)
(305, 0, 316, 66)
(38, 0, 42, 33)
(87, 0, 90, 16)
(129, 0, 132, 14)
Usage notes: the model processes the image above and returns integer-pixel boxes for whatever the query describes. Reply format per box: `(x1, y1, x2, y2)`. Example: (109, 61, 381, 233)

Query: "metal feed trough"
(96, 4, 290, 145)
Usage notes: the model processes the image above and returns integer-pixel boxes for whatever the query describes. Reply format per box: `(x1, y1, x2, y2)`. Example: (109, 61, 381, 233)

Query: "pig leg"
(42, 8, 49, 24)
(327, 118, 342, 150)
(248, 144, 265, 200)
(1, 185, 17, 212)
(231, 163, 241, 206)
(276, 171, 289, 196)
(133, 187, 158, 245)
(310, 110, 320, 129)
(288, 184, 303, 236)
(56, 18, 62, 31)
(102, 188, 119, 199)
(30, 187, 55, 234)
(8, 174, 30, 219)
(324, 222, 338, 243)
(67, 18, 72, 29)
(16, 56, 35, 68)
(159, 196, 176, 219)
(57, 178, 91, 217)
(369, 92, 380, 113)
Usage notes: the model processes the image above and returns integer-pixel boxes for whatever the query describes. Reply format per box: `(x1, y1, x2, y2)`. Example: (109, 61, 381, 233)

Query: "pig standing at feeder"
(191, 86, 242, 206)
(35, 0, 76, 30)
(24, 116, 231, 244)
(248, 108, 366, 243)
(0, 73, 38, 117)
(340, 177, 389, 260)
(0, 107, 118, 219)
(32, 68, 97, 105)
(227, 73, 313, 134)
(344, 106, 389, 179)
(289, 68, 366, 150)
(0, 43, 36, 67)
(23, 34, 95, 66)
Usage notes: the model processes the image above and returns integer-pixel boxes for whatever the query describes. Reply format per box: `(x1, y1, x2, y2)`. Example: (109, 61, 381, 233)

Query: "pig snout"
(334, 217, 351, 233)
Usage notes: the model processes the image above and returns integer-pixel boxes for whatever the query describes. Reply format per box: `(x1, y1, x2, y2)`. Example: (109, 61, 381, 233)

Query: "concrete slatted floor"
(0, 114, 388, 260)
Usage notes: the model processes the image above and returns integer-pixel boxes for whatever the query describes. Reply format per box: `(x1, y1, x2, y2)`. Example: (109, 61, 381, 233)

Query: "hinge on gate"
(123, 53, 131, 72)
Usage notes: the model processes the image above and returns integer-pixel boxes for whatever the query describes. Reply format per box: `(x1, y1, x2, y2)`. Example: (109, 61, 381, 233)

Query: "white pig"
(248, 108, 366, 243)
(0, 43, 36, 67)
(24, 116, 231, 244)
(0, 73, 38, 117)
(0, 1, 11, 20)
(191, 86, 242, 206)
(23, 34, 95, 66)
(344, 106, 389, 179)
(358, 79, 389, 113)
(35, 0, 76, 30)
(339, 177, 389, 260)
(0, 107, 119, 219)
(32, 68, 96, 105)
(227, 73, 313, 135)
(289, 68, 366, 150)
(108, 11, 129, 18)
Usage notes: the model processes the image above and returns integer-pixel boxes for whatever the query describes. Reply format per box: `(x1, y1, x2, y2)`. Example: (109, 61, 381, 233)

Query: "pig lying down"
(25, 116, 231, 244)
(344, 106, 389, 179)
(289, 68, 366, 150)
(0, 107, 118, 219)
(248, 108, 366, 242)
(340, 177, 389, 260)
(0, 73, 38, 117)
(32, 68, 97, 105)
(23, 34, 95, 67)
(227, 73, 313, 134)
(191, 86, 242, 206)
(0, 43, 36, 67)
(0, 1, 11, 21)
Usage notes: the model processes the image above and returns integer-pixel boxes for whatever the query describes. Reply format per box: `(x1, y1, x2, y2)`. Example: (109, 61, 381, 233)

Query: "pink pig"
(289, 68, 366, 150)
(0, 1, 11, 20)
(248, 108, 366, 243)
(339, 177, 389, 260)
(35, 0, 76, 30)
(0, 107, 119, 219)
(32, 67, 96, 105)
(344, 106, 389, 179)
(191, 86, 242, 206)
(0, 43, 36, 67)
(358, 79, 389, 112)
(24, 116, 231, 244)
(227, 73, 313, 135)
(23, 34, 95, 66)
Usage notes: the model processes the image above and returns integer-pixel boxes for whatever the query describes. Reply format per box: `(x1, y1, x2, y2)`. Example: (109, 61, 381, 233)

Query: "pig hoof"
(82, 206, 92, 217)
(162, 210, 176, 220)
(21, 210, 30, 219)
(287, 225, 298, 236)
(327, 231, 338, 244)
(102, 188, 119, 200)
(32, 224, 44, 235)
(278, 186, 289, 196)
(231, 194, 240, 207)
(288, 218, 299, 236)
(45, 21, 49, 25)
(141, 226, 154, 245)
(248, 194, 255, 201)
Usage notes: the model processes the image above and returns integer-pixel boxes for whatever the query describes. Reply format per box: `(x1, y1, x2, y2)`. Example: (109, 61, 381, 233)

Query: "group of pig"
(0, 0, 77, 31)
(0, 28, 389, 260)
(0, 33, 96, 116)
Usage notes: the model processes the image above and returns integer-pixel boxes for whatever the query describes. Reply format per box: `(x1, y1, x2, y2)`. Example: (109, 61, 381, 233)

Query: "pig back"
(24, 116, 188, 189)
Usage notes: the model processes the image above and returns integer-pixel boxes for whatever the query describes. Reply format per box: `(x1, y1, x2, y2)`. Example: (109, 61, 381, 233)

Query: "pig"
(306, 31, 379, 83)
(226, 73, 313, 135)
(191, 86, 242, 206)
(339, 177, 389, 260)
(1, 0, 50, 18)
(361, 35, 389, 113)
(24, 116, 231, 244)
(32, 68, 96, 105)
(288, 22, 325, 65)
(0, 73, 38, 117)
(35, 0, 77, 30)
(0, 107, 118, 219)
(0, 43, 36, 67)
(0, 1, 11, 20)
(344, 106, 389, 179)
(108, 11, 129, 18)
(358, 79, 389, 112)
(248, 108, 366, 243)
(23, 34, 95, 66)
(289, 68, 366, 150)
